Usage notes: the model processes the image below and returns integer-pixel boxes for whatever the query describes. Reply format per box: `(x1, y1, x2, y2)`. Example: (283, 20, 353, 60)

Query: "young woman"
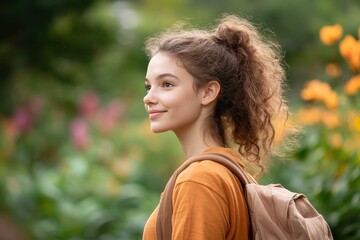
(142, 14, 291, 240)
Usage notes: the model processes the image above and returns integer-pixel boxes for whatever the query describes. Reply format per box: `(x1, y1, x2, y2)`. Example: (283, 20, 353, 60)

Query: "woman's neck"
(175, 125, 222, 159)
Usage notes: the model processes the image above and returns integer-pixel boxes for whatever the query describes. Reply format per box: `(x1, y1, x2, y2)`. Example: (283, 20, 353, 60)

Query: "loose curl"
(145, 14, 295, 175)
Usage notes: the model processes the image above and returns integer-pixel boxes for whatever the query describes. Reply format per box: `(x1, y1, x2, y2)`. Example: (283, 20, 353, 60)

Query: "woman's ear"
(201, 80, 221, 106)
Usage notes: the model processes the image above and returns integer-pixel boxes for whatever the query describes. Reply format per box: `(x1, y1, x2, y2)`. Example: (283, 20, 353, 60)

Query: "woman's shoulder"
(175, 160, 235, 197)
(176, 147, 242, 188)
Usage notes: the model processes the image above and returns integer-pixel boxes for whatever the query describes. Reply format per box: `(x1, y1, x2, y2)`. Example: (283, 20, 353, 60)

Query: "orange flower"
(297, 107, 340, 129)
(322, 110, 340, 128)
(320, 24, 343, 45)
(324, 91, 339, 109)
(301, 80, 339, 109)
(349, 41, 360, 70)
(325, 63, 342, 78)
(339, 35, 356, 59)
(344, 75, 360, 95)
(330, 133, 342, 148)
(297, 107, 322, 125)
(301, 80, 332, 101)
(339, 35, 360, 70)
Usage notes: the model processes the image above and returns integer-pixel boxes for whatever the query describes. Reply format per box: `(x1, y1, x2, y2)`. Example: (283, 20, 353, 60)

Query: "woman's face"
(144, 52, 204, 134)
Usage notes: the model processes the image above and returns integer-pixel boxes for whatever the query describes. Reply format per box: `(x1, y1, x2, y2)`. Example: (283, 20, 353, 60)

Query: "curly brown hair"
(145, 14, 293, 175)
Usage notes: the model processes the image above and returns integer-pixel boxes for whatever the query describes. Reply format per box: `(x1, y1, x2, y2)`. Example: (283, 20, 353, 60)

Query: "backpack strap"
(156, 152, 256, 240)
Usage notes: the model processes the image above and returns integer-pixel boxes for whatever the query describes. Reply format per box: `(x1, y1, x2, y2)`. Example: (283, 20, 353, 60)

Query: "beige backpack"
(156, 152, 333, 240)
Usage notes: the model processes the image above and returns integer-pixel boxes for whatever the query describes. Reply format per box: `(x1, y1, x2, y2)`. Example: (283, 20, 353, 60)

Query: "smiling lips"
(148, 110, 166, 120)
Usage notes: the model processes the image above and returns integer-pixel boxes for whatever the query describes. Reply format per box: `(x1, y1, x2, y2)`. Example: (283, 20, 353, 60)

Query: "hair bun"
(213, 16, 251, 54)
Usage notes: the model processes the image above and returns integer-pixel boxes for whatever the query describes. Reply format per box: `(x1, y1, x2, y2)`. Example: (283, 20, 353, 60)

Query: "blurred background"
(1, 0, 360, 239)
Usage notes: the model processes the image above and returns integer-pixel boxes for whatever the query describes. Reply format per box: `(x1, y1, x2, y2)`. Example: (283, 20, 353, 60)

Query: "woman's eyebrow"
(145, 73, 179, 82)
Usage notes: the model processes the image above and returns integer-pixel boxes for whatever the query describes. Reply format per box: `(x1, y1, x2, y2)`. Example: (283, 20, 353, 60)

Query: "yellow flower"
(354, 115, 360, 132)
(344, 75, 360, 95)
(320, 24, 343, 45)
(325, 63, 342, 78)
(346, 111, 360, 132)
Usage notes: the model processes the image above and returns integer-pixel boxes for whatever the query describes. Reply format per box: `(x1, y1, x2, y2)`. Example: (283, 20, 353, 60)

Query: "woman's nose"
(143, 88, 157, 106)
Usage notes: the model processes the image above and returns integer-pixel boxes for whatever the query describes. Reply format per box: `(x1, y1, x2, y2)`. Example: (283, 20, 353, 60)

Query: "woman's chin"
(150, 126, 169, 134)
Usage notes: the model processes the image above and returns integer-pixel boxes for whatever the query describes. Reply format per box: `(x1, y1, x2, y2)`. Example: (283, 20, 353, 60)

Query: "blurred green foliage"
(1, 0, 360, 239)
(263, 21, 360, 239)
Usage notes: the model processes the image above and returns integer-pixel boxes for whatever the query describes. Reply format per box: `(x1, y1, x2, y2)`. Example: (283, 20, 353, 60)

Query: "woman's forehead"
(146, 53, 191, 81)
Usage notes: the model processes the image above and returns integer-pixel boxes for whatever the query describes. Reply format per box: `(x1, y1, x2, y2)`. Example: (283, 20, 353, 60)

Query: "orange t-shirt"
(142, 147, 250, 240)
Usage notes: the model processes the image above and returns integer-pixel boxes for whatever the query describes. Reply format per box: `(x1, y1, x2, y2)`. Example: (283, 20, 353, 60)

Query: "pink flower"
(12, 106, 32, 134)
(70, 118, 89, 150)
(11, 96, 43, 135)
(79, 91, 99, 118)
(97, 100, 124, 134)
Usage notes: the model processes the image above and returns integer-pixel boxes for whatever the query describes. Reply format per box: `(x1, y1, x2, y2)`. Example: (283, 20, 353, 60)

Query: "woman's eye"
(145, 84, 151, 92)
(163, 82, 173, 88)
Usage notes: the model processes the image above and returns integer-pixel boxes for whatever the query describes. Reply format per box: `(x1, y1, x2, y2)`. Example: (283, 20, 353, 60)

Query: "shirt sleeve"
(171, 180, 229, 240)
